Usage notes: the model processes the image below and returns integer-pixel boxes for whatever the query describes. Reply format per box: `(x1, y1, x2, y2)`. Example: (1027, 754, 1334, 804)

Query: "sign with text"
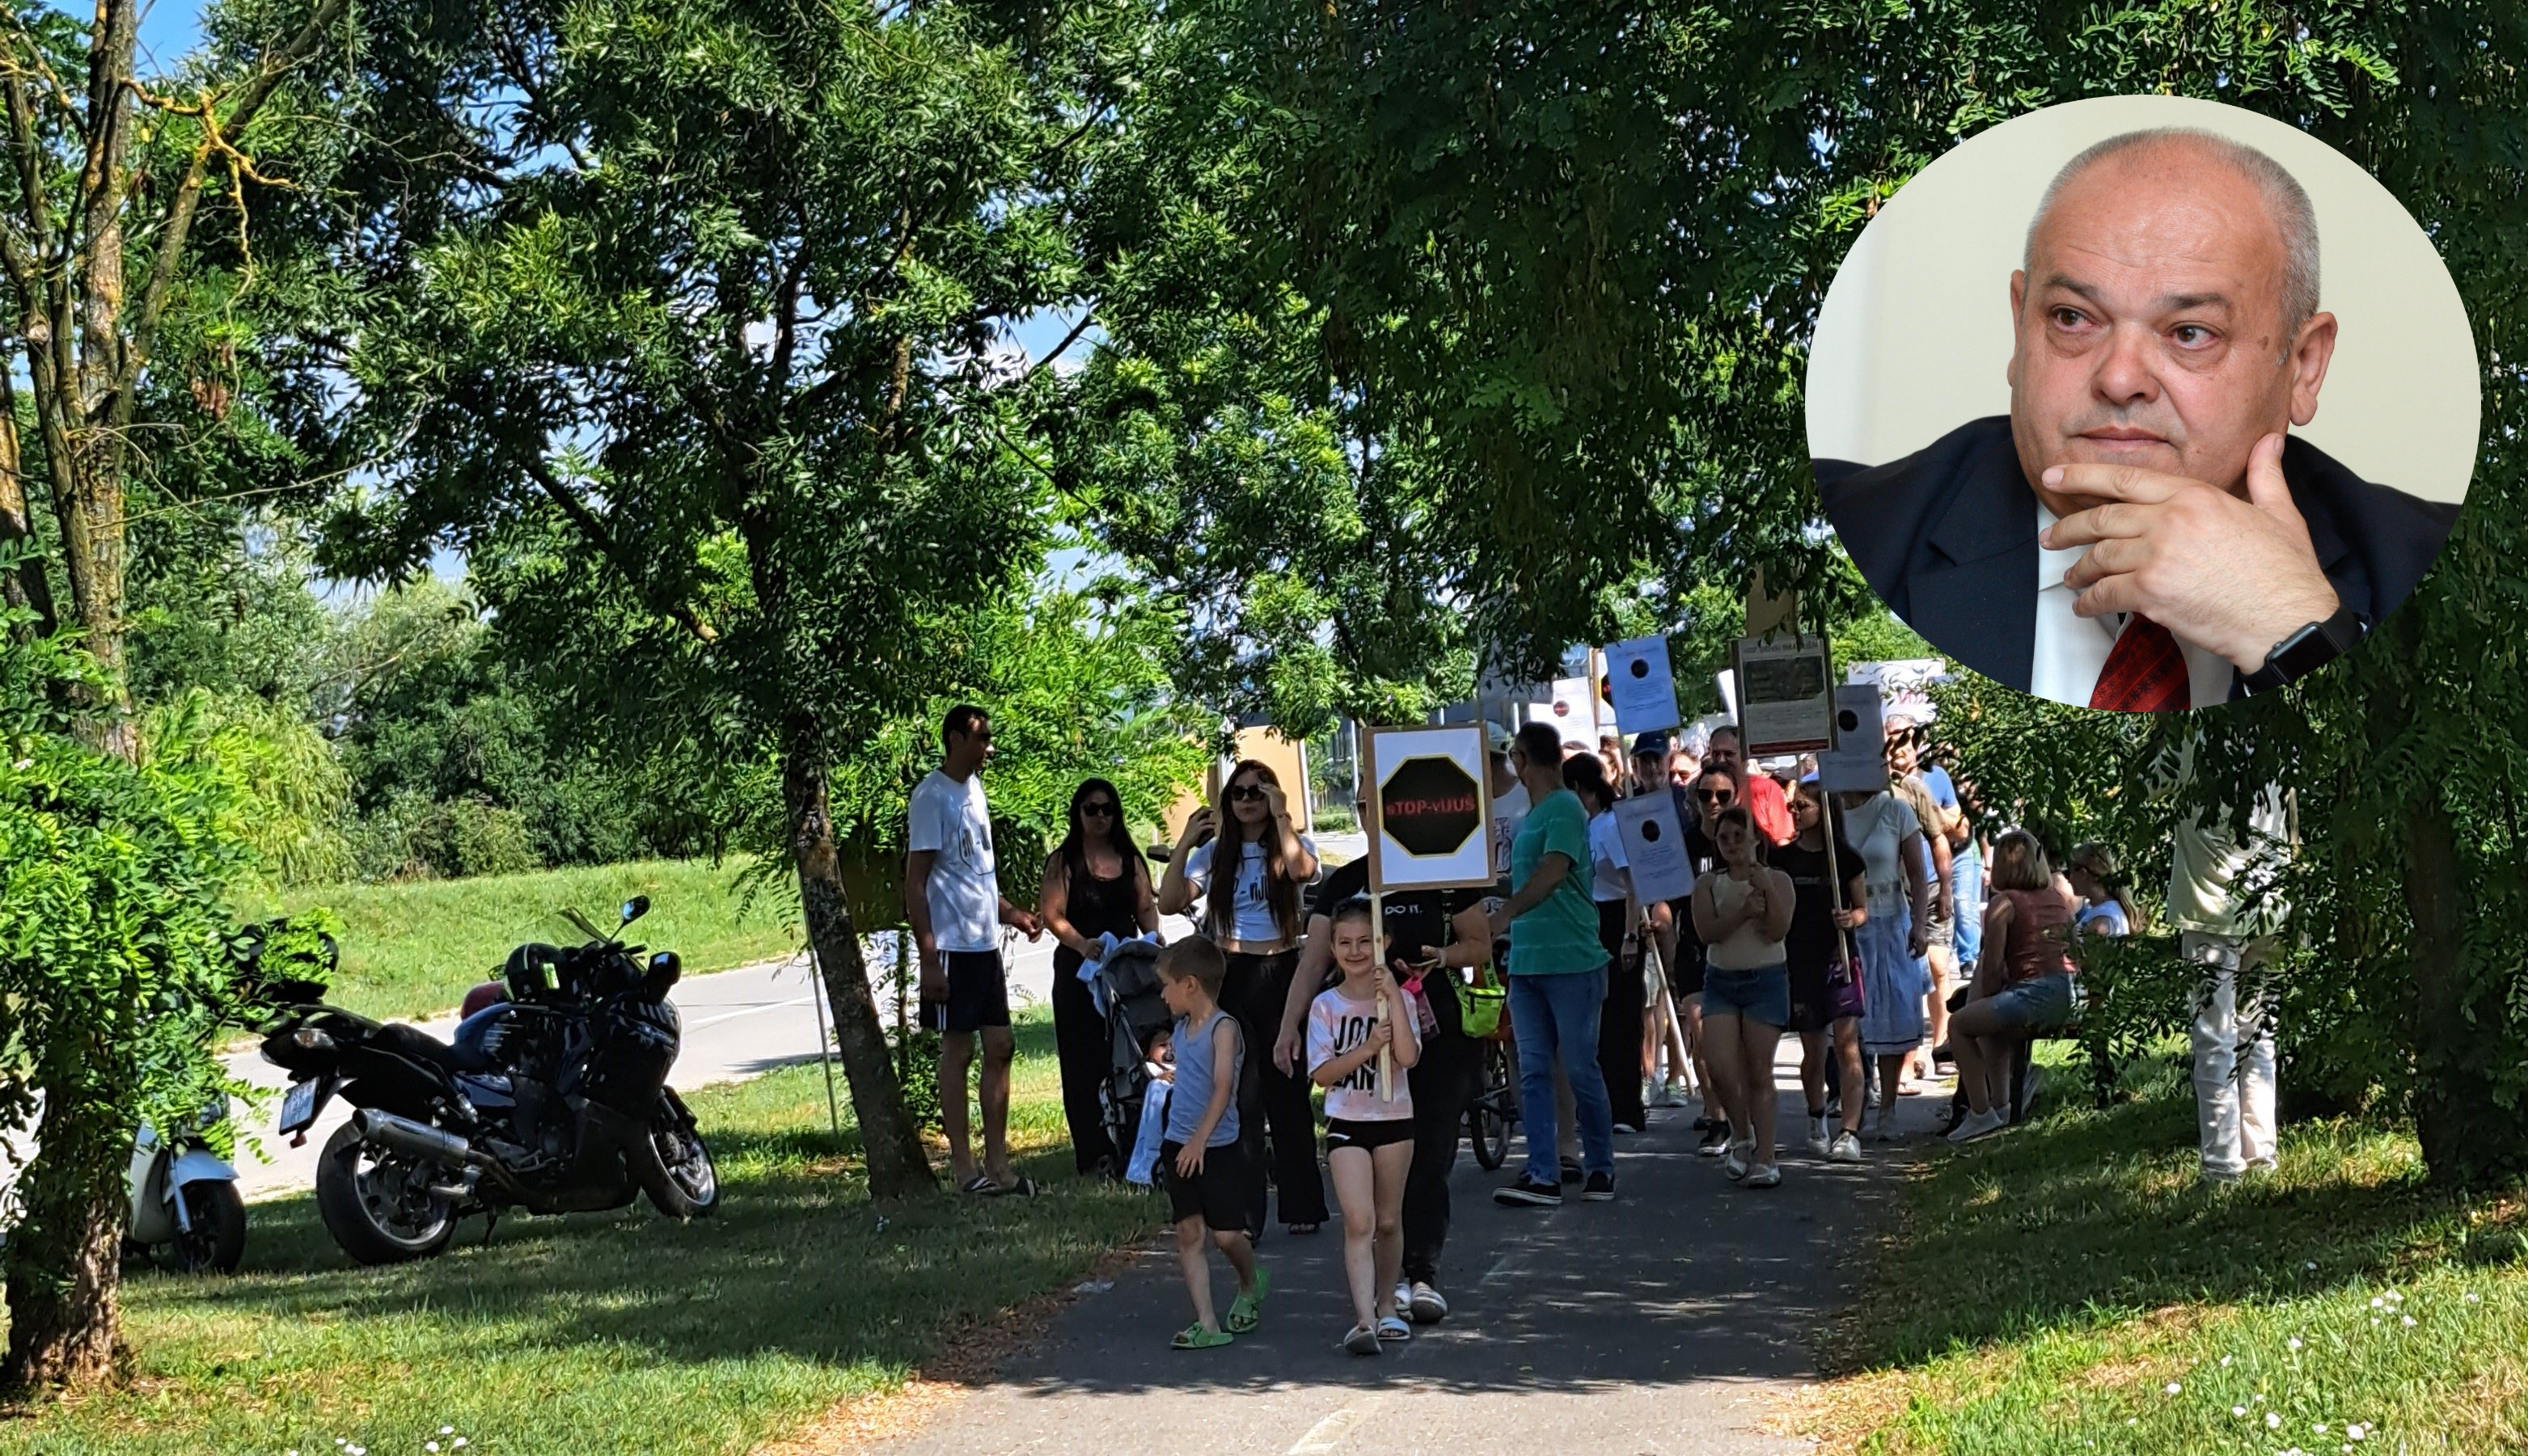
(1604, 635, 1683, 736)
(1613, 791, 1695, 904)
(1733, 633, 1836, 756)
(1364, 725, 1494, 892)
(1846, 657, 1947, 726)
(1815, 685, 1889, 793)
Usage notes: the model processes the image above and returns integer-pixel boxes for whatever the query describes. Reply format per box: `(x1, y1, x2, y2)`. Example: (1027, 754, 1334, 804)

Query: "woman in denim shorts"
(1946, 830, 2078, 1144)
(1689, 806, 1796, 1188)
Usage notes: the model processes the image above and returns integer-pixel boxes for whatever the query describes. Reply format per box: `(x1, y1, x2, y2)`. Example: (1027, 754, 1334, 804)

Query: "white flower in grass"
(427, 1445, 439, 1454)
(2268, 1412, 2285, 1429)
(2165, 1382, 2183, 1395)
(2316, 1423, 2329, 1433)
(453, 1441, 469, 1450)
(2220, 1355, 2232, 1366)
(2370, 1297, 2384, 1309)
(2348, 1424, 2366, 1439)
(2467, 1292, 2481, 1303)
(2400, 1315, 2416, 1327)
(2234, 1406, 2249, 1418)
(2257, 1394, 2268, 1403)
(2289, 1337, 2304, 1350)
(441, 1430, 454, 1437)
(2305, 1261, 2318, 1270)
(2385, 1290, 2403, 1303)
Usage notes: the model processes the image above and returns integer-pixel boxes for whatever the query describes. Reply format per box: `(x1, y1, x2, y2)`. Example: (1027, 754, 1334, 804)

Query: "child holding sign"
(1308, 898, 1423, 1354)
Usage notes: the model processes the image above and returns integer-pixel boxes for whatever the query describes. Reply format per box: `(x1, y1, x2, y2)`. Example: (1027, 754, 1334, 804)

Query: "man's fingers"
(2041, 500, 2149, 551)
(2069, 572, 2145, 620)
(2059, 537, 2150, 591)
(2243, 432, 2303, 523)
(2040, 462, 2190, 504)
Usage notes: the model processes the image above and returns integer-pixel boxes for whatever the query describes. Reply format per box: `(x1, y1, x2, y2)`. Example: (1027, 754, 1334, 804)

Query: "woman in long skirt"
(1837, 787, 1935, 1139)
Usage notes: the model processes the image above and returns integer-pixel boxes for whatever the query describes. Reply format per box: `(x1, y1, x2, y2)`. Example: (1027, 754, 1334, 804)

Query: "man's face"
(2007, 140, 2335, 514)
(1883, 724, 1918, 777)
(1706, 733, 1741, 772)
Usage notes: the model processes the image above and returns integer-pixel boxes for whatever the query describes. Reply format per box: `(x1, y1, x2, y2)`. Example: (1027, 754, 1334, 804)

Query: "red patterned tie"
(2089, 614, 2190, 713)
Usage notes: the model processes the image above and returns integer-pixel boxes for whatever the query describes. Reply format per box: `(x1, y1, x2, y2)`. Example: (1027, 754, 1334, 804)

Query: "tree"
(0, 588, 263, 1392)
(317, 0, 1149, 1196)
(0, 0, 350, 747)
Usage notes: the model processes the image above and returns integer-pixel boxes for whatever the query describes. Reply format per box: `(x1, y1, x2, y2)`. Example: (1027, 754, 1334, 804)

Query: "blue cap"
(1631, 732, 1671, 758)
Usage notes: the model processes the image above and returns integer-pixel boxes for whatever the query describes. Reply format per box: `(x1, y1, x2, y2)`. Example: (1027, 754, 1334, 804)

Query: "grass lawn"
(1802, 1047, 2528, 1454)
(243, 859, 804, 1023)
(0, 1011, 1159, 1456)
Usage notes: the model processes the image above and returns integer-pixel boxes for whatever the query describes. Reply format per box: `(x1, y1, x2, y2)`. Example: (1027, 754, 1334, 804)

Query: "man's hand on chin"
(2041, 432, 2342, 673)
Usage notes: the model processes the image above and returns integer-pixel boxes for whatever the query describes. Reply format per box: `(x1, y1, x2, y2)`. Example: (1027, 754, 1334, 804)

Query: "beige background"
(1806, 95, 2479, 504)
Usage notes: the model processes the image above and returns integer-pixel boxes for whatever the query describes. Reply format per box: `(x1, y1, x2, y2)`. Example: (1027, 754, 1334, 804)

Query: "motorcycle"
(259, 896, 720, 1265)
(123, 1098, 247, 1274)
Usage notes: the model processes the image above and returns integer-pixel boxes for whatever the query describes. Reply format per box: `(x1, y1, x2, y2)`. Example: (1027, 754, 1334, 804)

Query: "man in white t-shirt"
(906, 704, 1042, 1195)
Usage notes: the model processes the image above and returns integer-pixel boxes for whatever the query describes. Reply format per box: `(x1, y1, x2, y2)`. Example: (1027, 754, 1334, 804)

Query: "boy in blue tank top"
(1157, 936, 1269, 1348)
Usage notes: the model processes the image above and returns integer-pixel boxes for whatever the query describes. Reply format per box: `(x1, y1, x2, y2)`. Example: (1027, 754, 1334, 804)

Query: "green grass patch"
(1807, 1047, 2528, 1454)
(0, 1011, 1160, 1456)
(245, 859, 803, 1023)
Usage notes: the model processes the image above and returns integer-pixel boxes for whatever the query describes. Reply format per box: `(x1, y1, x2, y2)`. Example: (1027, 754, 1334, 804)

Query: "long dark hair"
(1056, 778, 1143, 893)
(1207, 760, 1302, 940)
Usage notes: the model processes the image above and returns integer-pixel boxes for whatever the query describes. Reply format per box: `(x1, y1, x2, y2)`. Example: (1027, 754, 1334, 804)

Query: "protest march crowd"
(901, 698, 2285, 1355)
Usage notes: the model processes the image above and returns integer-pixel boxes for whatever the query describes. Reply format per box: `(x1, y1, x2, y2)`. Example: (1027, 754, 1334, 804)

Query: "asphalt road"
(865, 1036, 1913, 1456)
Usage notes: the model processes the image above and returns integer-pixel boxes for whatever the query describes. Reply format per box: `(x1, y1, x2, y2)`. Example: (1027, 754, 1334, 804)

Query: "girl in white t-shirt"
(1307, 898, 1422, 1355)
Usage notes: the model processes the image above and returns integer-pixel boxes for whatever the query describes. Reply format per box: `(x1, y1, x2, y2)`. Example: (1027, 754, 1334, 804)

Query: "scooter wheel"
(169, 1180, 247, 1274)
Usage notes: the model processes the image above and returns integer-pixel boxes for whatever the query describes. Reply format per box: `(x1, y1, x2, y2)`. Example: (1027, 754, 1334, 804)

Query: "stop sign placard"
(1363, 724, 1494, 891)
(1380, 755, 1483, 859)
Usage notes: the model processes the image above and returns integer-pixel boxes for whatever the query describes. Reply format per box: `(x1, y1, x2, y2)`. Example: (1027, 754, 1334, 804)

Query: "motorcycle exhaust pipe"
(351, 1108, 477, 1167)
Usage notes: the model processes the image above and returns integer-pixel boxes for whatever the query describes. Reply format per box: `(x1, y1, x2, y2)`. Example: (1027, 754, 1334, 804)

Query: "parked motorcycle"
(260, 897, 719, 1265)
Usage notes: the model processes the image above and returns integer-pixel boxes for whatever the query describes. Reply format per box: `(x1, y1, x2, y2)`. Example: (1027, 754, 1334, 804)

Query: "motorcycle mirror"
(621, 896, 651, 926)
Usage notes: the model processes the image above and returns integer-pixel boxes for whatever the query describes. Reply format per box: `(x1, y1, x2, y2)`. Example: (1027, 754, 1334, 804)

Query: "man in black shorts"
(906, 705, 1043, 1195)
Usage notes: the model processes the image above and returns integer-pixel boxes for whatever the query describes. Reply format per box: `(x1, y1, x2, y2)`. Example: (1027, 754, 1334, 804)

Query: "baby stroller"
(1089, 938, 1173, 1169)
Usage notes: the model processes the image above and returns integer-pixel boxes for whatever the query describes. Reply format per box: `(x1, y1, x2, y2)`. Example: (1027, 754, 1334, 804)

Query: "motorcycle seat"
(378, 1020, 498, 1075)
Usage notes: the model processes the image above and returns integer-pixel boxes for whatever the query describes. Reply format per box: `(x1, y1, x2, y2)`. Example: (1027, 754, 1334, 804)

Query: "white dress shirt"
(2030, 504, 2234, 710)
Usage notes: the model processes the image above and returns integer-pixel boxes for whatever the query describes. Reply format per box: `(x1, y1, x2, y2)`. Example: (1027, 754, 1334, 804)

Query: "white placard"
(1734, 634, 1837, 755)
(1548, 676, 1600, 740)
(1613, 792, 1696, 904)
(1363, 724, 1495, 892)
(1604, 635, 1682, 736)
(1846, 657, 1947, 725)
(1816, 685, 1888, 793)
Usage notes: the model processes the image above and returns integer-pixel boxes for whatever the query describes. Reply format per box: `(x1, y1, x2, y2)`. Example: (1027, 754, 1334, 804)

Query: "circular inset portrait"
(1807, 95, 2476, 713)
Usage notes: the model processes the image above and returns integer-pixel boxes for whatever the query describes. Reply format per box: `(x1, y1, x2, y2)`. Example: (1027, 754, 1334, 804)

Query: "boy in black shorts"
(1156, 937, 1267, 1348)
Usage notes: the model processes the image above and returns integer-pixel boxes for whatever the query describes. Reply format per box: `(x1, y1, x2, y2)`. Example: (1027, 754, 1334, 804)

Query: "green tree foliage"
(0, 589, 258, 1392)
(307, 0, 1158, 1197)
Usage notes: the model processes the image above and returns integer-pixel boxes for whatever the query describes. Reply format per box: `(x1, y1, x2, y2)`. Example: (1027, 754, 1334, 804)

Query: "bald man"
(1816, 127, 2459, 711)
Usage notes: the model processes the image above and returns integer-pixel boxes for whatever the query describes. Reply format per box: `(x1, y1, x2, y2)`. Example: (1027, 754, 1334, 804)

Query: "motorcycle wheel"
(167, 1180, 247, 1275)
(314, 1121, 459, 1265)
(640, 1094, 719, 1219)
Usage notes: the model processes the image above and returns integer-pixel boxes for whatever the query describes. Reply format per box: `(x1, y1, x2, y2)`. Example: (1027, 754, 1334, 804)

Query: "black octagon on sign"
(1380, 755, 1482, 859)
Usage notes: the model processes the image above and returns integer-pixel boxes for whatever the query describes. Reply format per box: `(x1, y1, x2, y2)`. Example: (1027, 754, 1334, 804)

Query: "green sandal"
(1225, 1267, 1272, 1334)
(1172, 1323, 1233, 1350)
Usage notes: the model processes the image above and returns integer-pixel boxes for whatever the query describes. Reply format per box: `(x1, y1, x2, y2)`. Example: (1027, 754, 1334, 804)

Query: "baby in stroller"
(1081, 934, 1174, 1184)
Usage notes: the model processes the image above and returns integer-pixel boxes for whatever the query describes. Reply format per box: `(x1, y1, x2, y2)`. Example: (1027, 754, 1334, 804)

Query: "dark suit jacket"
(1812, 416, 2462, 696)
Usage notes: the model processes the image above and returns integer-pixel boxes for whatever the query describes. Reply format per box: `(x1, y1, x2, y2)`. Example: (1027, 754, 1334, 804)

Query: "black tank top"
(1055, 851, 1143, 969)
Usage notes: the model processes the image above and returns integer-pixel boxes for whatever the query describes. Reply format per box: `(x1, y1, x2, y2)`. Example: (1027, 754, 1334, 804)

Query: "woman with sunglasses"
(1160, 761, 1328, 1234)
(1677, 765, 1739, 1154)
(1042, 779, 1164, 1178)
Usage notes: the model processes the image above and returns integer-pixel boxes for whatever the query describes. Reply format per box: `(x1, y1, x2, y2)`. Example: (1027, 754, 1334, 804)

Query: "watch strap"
(2243, 603, 2363, 694)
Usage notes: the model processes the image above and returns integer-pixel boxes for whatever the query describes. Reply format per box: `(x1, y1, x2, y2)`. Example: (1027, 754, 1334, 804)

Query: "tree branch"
(520, 454, 720, 646)
(116, 0, 351, 420)
(1020, 303, 1097, 383)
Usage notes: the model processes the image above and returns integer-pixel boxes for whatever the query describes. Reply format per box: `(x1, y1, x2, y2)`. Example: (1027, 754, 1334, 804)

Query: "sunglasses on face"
(1697, 788, 1734, 803)
(1080, 802, 1118, 819)
(1228, 783, 1267, 802)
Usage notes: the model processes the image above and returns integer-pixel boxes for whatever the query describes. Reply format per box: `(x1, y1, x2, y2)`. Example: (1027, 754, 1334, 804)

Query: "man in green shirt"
(1487, 722, 1618, 1207)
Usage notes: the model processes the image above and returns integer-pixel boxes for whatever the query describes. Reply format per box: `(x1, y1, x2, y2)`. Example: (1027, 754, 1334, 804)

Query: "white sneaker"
(1805, 1116, 1830, 1156)
(1946, 1108, 2008, 1144)
(1828, 1130, 1863, 1163)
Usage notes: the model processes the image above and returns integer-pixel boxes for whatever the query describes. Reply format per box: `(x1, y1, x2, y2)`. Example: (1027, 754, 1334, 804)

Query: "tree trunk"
(2402, 787, 2527, 1186)
(1, 1058, 133, 1395)
(780, 709, 937, 1199)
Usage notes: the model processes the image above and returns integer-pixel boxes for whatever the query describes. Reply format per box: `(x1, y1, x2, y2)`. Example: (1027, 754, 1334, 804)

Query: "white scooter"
(124, 1099, 247, 1274)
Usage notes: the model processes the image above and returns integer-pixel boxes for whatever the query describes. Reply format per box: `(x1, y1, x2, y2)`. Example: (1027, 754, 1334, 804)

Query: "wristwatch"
(2241, 603, 2363, 694)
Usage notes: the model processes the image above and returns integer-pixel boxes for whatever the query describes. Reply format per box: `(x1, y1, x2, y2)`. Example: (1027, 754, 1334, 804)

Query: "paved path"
(869, 1040, 1925, 1456)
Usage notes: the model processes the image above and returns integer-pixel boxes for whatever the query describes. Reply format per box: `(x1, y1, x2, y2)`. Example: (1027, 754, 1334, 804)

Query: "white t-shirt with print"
(908, 769, 999, 953)
(1587, 809, 1630, 904)
(1184, 834, 1317, 943)
(1490, 782, 1530, 879)
(1307, 986, 1414, 1122)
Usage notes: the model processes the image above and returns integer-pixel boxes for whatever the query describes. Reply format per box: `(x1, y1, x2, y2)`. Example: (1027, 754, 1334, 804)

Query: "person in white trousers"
(2162, 749, 2292, 1186)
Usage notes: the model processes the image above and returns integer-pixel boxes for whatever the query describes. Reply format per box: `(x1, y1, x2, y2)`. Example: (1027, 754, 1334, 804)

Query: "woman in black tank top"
(1041, 779, 1160, 1175)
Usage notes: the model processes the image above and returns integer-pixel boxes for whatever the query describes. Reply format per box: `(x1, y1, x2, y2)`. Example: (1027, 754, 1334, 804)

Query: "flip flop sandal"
(981, 1176, 1039, 1198)
(1172, 1323, 1233, 1350)
(1286, 1222, 1321, 1235)
(1342, 1323, 1381, 1356)
(958, 1174, 995, 1195)
(1225, 1268, 1273, 1333)
(1376, 1315, 1412, 1341)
